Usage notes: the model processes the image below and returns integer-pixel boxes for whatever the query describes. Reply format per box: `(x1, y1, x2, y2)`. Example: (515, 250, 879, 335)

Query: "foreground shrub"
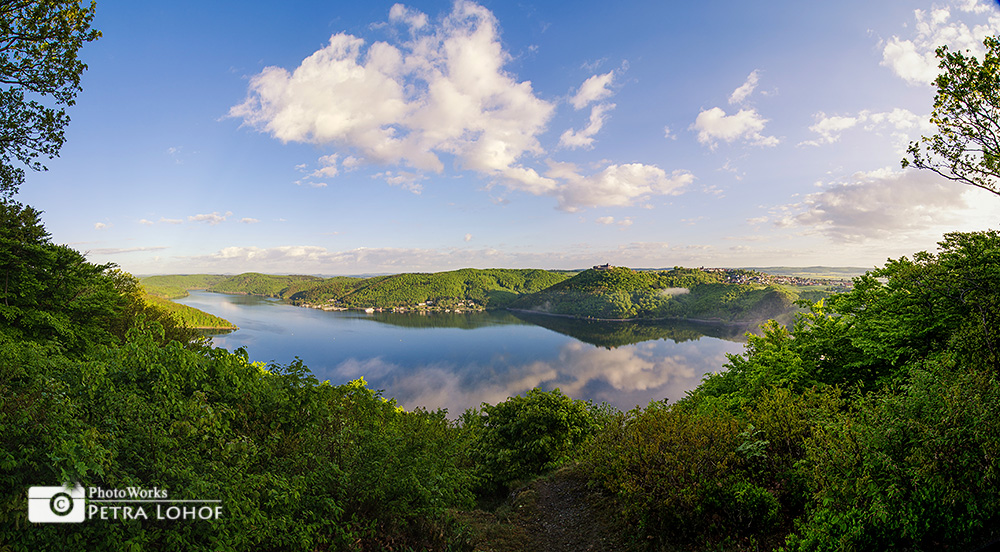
(583, 400, 746, 542)
(583, 387, 843, 549)
(460, 388, 596, 494)
(788, 356, 1000, 551)
(1, 326, 473, 551)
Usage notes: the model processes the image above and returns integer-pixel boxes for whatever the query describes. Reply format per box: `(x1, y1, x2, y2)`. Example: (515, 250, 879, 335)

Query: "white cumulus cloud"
(230, 2, 689, 212)
(881, 4, 1000, 86)
(801, 108, 930, 146)
(230, 1, 555, 195)
(770, 167, 993, 245)
(547, 161, 693, 212)
(388, 3, 428, 30)
(691, 107, 779, 149)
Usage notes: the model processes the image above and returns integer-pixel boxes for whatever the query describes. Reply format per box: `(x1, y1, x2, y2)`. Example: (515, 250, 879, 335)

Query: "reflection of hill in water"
(367, 310, 529, 330)
(508, 311, 753, 349)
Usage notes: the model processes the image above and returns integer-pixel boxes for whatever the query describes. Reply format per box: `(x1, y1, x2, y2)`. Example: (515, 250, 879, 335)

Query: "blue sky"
(18, 0, 1000, 275)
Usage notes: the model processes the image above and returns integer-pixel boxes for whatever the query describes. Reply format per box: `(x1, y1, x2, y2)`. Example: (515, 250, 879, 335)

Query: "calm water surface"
(176, 291, 748, 415)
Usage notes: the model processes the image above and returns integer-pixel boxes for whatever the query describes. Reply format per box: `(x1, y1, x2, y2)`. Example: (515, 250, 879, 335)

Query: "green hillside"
(144, 294, 236, 330)
(511, 266, 807, 322)
(140, 274, 229, 298)
(289, 275, 380, 303)
(324, 268, 571, 309)
(205, 268, 572, 310)
(208, 272, 325, 297)
(138, 275, 237, 329)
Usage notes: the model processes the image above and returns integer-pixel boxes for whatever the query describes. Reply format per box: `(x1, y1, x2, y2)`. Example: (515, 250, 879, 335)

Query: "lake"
(175, 291, 750, 415)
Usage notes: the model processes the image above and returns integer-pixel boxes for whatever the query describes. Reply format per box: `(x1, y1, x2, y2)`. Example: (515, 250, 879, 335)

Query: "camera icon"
(28, 486, 86, 523)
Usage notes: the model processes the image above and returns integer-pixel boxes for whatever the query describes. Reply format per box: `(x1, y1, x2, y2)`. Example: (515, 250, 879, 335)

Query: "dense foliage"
(0, 201, 202, 355)
(287, 275, 369, 303)
(0, 205, 474, 549)
(459, 388, 598, 494)
(329, 268, 571, 309)
(2, 335, 474, 550)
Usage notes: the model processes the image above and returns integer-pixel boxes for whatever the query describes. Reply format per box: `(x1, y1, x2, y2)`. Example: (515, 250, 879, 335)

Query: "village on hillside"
(593, 264, 855, 291)
(700, 267, 854, 290)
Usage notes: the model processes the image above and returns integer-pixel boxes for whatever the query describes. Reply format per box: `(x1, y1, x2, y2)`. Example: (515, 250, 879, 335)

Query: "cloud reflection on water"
(334, 337, 741, 415)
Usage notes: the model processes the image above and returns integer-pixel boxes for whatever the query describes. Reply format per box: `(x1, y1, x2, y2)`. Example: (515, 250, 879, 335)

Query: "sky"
(17, 0, 1000, 275)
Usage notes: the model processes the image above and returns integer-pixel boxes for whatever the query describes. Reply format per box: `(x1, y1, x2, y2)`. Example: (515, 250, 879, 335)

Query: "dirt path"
(462, 467, 632, 552)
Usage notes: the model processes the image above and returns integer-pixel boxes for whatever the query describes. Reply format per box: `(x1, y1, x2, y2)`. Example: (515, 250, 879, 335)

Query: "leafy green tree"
(694, 320, 809, 410)
(0, 0, 100, 198)
(903, 35, 1000, 197)
(831, 230, 1000, 375)
(0, 201, 206, 353)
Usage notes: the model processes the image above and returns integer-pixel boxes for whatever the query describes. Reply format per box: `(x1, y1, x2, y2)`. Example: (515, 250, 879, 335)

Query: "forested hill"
(137, 275, 237, 329)
(208, 272, 325, 297)
(199, 268, 573, 310)
(510, 266, 808, 322)
(297, 268, 572, 309)
(140, 274, 230, 299)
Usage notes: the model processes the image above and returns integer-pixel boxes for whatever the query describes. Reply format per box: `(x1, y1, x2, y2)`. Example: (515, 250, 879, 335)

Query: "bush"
(461, 388, 596, 494)
(583, 400, 746, 542)
(583, 387, 844, 549)
(1, 327, 474, 551)
(787, 355, 1000, 551)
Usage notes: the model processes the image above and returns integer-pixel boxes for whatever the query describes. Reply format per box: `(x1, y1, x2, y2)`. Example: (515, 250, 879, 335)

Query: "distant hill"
(140, 274, 230, 299)
(510, 266, 809, 322)
(208, 273, 325, 297)
(187, 269, 572, 311)
(291, 268, 572, 309)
